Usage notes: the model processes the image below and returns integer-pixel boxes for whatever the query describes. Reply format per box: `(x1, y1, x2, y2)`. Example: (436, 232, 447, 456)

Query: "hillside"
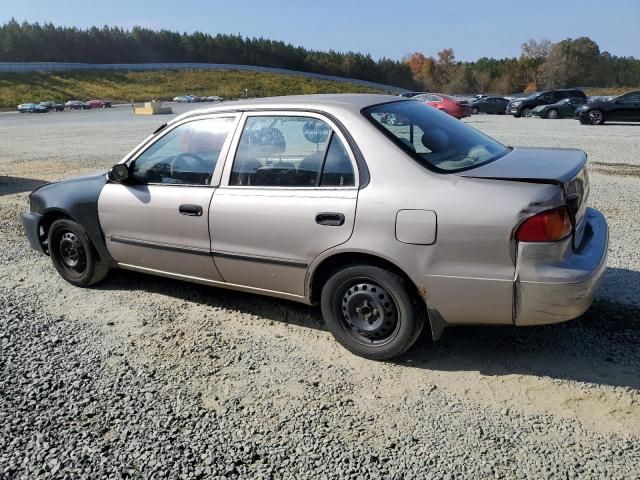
(0, 69, 385, 108)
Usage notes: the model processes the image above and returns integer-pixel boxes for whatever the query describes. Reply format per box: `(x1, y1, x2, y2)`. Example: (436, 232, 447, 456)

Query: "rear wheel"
(471, 107, 479, 114)
(48, 219, 109, 287)
(320, 265, 425, 360)
(546, 109, 559, 119)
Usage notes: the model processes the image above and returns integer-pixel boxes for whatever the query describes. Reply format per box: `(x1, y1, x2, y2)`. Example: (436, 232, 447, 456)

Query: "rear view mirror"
(108, 163, 130, 183)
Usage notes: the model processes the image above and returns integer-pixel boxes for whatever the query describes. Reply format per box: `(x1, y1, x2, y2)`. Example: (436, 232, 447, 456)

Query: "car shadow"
(597, 122, 640, 126)
(0, 176, 48, 196)
(98, 266, 639, 390)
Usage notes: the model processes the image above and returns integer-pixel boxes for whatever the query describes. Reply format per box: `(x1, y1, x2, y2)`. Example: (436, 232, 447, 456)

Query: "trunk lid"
(461, 147, 589, 249)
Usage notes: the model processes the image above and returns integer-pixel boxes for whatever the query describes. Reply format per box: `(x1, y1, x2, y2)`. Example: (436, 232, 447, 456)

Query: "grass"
(583, 87, 639, 97)
(0, 70, 385, 109)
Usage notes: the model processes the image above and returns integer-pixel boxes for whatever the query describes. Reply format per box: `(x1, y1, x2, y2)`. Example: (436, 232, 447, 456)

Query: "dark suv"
(506, 89, 587, 117)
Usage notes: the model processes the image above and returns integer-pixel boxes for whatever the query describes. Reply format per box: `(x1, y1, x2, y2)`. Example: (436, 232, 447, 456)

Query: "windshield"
(363, 100, 509, 173)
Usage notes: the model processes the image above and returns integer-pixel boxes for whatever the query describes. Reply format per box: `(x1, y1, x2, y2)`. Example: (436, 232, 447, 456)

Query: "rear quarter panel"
(310, 110, 562, 325)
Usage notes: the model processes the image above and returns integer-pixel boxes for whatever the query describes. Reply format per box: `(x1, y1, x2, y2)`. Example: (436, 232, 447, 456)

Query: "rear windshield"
(363, 100, 509, 173)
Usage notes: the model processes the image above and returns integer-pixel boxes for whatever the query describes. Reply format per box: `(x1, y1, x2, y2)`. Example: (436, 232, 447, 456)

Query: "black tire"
(521, 107, 532, 117)
(320, 265, 425, 360)
(471, 107, 479, 114)
(546, 109, 559, 119)
(48, 219, 109, 287)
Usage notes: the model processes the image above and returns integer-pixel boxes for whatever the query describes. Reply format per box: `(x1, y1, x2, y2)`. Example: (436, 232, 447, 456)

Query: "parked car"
(575, 91, 640, 125)
(506, 89, 586, 117)
(65, 100, 91, 110)
(412, 93, 471, 119)
(85, 99, 112, 108)
(470, 96, 509, 114)
(39, 101, 64, 112)
(206, 96, 224, 102)
(22, 94, 608, 360)
(531, 97, 586, 119)
(17, 103, 48, 113)
(398, 91, 426, 98)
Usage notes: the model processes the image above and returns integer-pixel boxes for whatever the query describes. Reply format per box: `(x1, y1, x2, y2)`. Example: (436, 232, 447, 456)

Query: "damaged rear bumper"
(515, 208, 608, 326)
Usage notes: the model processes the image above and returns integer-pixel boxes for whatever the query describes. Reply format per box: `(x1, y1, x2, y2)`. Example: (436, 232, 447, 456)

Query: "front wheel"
(587, 109, 605, 125)
(521, 107, 532, 117)
(321, 265, 425, 360)
(48, 219, 109, 287)
(471, 107, 479, 114)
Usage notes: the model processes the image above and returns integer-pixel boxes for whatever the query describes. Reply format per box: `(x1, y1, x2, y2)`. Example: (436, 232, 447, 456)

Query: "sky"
(2, 0, 639, 61)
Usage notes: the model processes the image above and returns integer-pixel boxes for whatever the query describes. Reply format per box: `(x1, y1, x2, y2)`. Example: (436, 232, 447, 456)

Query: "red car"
(85, 99, 112, 109)
(412, 93, 470, 119)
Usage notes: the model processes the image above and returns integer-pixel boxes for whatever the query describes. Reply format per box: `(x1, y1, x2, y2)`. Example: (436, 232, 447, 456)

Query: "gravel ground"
(1, 106, 639, 479)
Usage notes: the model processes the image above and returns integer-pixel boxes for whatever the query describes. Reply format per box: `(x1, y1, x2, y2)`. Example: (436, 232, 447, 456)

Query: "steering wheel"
(169, 152, 208, 178)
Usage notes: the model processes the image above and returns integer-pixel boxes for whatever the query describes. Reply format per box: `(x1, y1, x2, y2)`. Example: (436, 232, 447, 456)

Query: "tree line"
(407, 37, 640, 94)
(1, 20, 638, 94)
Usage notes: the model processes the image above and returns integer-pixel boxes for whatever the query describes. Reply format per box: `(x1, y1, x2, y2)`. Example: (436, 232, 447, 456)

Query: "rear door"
(210, 112, 359, 297)
(98, 114, 239, 280)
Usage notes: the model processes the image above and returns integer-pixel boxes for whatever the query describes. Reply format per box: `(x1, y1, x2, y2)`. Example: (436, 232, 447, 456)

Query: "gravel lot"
(1, 105, 639, 479)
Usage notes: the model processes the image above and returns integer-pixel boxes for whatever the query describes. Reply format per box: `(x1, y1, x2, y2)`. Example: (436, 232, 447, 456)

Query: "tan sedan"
(22, 94, 608, 359)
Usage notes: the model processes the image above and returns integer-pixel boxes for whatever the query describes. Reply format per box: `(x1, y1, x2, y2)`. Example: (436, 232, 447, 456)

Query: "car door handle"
(179, 204, 203, 216)
(315, 212, 345, 226)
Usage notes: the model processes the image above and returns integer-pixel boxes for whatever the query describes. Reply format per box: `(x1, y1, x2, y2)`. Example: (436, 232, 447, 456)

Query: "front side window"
(364, 100, 509, 173)
(229, 115, 355, 187)
(619, 92, 640, 102)
(131, 117, 235, 185)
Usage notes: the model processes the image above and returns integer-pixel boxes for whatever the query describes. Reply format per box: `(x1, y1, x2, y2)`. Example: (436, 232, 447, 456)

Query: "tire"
(471, 107, 479, 114)
(48, 219, 109, 287)
(546, 109, 559, 119)
(320, 265, 425, 360)
(588, 109, 605, 125)
(521, 107, 532, 117)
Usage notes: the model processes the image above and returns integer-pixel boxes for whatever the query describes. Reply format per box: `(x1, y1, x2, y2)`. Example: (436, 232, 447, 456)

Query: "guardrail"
(0, 62, 404, 93)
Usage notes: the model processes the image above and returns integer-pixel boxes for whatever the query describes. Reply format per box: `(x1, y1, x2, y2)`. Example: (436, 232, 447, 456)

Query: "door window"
(620, 92, 640, 102)
(229, 116, 355, 187)
(131, 117, 235, 185)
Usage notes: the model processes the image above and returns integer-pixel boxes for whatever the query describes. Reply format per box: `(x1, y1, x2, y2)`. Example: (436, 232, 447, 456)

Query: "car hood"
(30, 171, 107, 195)
(461, 147, 586, 184)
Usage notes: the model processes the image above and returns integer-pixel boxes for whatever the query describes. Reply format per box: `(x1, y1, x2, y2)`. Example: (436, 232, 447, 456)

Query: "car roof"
(170, 94, 404, 125)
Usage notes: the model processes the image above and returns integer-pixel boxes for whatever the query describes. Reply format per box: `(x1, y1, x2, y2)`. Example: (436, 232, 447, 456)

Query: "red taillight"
(516, 207, 573, 242)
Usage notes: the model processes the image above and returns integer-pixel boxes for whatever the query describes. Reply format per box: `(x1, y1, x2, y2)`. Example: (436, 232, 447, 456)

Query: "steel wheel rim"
(338, 280, 400, 346)
(589, 110, 603, 124)
(522, 108, 531, 117)
(59, 231, 87, 273)
(548, 110, 558, 119)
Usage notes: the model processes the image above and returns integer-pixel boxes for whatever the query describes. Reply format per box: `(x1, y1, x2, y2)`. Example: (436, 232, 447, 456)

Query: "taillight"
(516, 207, 573, 242)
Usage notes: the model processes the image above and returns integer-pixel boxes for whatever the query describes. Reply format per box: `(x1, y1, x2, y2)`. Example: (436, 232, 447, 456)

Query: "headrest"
(243, 126, 286, 157)
(421, 129, 450, 152)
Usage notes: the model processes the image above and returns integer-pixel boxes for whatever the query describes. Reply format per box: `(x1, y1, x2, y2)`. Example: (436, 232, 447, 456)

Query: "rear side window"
(364, 100, 509, 173)
(229, 116, 355, 187)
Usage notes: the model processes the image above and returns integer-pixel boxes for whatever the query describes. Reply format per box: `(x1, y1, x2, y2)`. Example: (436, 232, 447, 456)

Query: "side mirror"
(108, 163, 130, 184)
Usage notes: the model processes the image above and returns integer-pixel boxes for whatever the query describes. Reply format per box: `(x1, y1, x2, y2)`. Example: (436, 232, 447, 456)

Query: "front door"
(210, 113, 359, 297)
(98, 115, 239, 280)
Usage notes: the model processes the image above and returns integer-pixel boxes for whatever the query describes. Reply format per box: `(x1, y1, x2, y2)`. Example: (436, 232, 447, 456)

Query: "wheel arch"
(39, 209, 74, 253)
(307, 250, 426, 309)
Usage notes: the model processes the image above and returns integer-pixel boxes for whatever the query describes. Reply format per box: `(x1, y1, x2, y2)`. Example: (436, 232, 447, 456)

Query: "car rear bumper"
(22, 211, 45, 254)
(515, 208, 608, 326)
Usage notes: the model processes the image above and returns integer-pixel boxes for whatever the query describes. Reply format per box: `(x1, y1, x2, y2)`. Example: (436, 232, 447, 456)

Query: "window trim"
(220, 111, 359, 190)
(123, 113, 242, 188)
